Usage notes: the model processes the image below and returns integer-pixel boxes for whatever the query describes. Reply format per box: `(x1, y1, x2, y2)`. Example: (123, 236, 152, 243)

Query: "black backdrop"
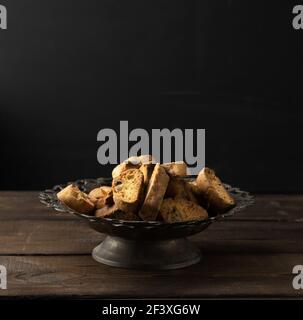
(0, 0, 302, 192)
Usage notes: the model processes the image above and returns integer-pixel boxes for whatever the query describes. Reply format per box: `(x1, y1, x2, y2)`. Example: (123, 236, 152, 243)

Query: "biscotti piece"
(112, 155, 155, 179)
(187, 180, 208, 209)
(112, 162, 139, 179)
(95, 204, 140, 221)
(184, 181, 199, 204)
(57, 184, 95, 214)
(139, 154, 156, 164)
(165, 178, 188, 199)
(139, 163, 155, 187)
(139, 163, 170, 221)
(196, 167, 235, 214)
(126, 154, 155, 165)
(89, 186, 113, 209)
(112, 169, 144, 213)
(187, 180, 200, 195)
(165, 178, 198, 204)
(161, 161, 188, 177)
(160, 198, 208, 223)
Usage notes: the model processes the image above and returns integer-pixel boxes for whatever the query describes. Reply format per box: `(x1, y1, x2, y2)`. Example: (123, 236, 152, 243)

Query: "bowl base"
(92, 236, 201, 270)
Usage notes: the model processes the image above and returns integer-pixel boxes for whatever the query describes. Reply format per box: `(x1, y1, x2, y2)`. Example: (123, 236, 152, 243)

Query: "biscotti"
(126, 154, 155, 165)
(88, 186, 113, 209)
(112, 168, 144, 213)
(95, 204, 140, 220)
(112, 154, 155, 179)
(165, 178, 188, 199)
(161, 161, 188, 177)
(57, 184, 95, 214)
(187, 180, 209, 209)
(165, 178, 198, 204)
(160, 198, 208, 223)
(196, 167, 235, 214)
(139, 163, 170, 221)
(112, 162, 139, 180)
(139, 163, 155, 187)
(56, 156, 236, 222)
(184, 181, 199, 204)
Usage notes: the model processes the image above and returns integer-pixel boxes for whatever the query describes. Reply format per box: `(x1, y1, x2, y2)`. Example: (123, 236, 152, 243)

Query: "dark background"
(0, 0, 302, 192)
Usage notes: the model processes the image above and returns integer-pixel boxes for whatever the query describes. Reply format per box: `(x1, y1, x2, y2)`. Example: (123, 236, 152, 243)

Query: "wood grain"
(0, 254, 300, 298)
(1, 192, 303, 221)
(0, 192, 302, 298)
(0, 192, 76, 221)
(229, 194, 303, 221)
(0, 220, 302, 255)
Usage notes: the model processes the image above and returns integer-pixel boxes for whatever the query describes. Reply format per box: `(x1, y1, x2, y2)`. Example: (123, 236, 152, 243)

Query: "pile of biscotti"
(57, 155, 235, 223)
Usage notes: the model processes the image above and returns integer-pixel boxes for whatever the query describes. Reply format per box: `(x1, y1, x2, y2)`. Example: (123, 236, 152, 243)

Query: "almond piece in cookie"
(112, 169, 144, 213)
(57, 184, 95, 214)
(88, 186, 113, 209)
(196, 167, 235, 214)
(139, 163, 170, 221)
(159, 198, 208, 223)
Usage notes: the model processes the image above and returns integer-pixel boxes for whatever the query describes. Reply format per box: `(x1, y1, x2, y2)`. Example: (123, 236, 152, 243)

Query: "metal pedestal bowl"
(39, 177, 254, 270)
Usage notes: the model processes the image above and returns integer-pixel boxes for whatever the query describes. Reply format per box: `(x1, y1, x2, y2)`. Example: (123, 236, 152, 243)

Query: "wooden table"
(0, 192, 302, 299)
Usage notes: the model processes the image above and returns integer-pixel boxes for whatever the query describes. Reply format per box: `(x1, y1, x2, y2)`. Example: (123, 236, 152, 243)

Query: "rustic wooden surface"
(0, 192, 302, 299)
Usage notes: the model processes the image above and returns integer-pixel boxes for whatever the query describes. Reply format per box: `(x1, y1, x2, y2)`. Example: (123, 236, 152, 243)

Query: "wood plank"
(0, 192, 77, 221)
(0, 254, 301, 298)
(0, 220, 102, 255)
(0, 192, 302, 299)
(1, 192, 303, 222)
(229, 195, 303, 221)
(0, 219, 302, 255)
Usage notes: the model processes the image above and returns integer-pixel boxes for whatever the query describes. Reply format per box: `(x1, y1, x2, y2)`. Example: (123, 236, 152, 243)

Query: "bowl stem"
(92, 236, 201, 270)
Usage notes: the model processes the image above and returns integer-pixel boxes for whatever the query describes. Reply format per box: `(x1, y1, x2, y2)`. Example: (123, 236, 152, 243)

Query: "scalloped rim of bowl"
(39, 176, 255, 227)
